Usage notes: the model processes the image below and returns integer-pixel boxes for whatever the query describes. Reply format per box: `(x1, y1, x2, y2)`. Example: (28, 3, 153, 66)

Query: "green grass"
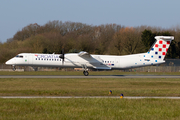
(1, 70, 180, 75)
(0, 78, 180, 96)
(0, 98, 180, 120)
(1, 77, 180, 119)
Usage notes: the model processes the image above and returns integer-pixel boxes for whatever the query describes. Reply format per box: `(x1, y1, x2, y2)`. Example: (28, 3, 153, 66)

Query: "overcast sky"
(0, 0, 180, 43)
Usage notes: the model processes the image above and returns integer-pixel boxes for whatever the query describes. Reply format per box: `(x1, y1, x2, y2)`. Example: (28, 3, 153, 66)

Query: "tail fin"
(145, 36, 174, 62)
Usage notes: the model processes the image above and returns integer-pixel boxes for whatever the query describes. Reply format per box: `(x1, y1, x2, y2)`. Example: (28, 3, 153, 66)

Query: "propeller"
(59, 49, 65, 65)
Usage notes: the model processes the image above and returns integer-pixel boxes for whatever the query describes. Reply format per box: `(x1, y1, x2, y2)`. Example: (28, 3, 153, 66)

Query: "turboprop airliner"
(6, 36, 174, 76)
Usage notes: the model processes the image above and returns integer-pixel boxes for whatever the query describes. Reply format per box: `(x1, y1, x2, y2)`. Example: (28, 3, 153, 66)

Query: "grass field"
(0, 78, 180, 96)
(0, 98, 180, 120)
(1, 71, 180, 119)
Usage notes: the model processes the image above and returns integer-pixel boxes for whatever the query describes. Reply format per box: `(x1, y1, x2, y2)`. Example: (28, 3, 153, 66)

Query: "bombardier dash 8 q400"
(6, 36, 174, 76)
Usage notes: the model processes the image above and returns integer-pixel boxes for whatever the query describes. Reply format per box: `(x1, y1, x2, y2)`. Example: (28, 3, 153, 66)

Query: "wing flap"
(93, 67, 111, 70)
(78, 51, 111, 69)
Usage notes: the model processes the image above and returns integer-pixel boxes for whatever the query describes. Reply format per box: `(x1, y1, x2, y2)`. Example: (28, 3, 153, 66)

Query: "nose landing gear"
(12, 65, 16, 71)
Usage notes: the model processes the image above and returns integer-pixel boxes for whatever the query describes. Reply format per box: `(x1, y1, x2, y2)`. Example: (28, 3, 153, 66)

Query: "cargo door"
(115, 58, 120, 67)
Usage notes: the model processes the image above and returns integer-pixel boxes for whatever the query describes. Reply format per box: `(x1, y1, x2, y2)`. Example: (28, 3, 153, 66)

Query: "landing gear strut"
(82, 64, 89, 76)
(12, 65, 16, 71)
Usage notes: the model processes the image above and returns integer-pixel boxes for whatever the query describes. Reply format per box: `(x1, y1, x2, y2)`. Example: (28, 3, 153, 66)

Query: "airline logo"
(150, 40, 171, 60)
(144, 39, 171, 64)
(35, 54, 59, 59)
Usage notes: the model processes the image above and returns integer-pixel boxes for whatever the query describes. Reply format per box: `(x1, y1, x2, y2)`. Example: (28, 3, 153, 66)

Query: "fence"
(1, 63, 180, 72)
(130, 66, 180, 72)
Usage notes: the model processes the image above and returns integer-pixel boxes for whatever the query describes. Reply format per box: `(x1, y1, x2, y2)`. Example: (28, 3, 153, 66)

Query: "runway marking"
(1, 96, 180, 99)
(0, 75, 180, 78)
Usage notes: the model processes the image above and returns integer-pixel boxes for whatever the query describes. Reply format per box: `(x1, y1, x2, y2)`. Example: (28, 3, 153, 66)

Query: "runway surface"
(1, 96, 180, 99)
(0, 75, 180, 78)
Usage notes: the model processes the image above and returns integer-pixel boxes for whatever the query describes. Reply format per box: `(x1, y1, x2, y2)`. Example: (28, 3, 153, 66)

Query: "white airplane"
(6, 36, 174, 76)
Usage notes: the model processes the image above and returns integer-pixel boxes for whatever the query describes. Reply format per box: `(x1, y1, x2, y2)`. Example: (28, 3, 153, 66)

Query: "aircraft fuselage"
(6, 53, 164, 69)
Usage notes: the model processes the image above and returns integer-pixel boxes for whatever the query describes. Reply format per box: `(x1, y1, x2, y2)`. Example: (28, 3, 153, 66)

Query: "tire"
(83, 71, 89, 76)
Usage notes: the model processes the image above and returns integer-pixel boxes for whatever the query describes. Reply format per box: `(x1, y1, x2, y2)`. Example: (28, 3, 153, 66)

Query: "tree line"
(0, 20, 180, 63)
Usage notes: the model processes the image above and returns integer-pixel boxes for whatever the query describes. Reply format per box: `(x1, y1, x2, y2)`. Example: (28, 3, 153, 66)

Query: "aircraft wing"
(78, 51, 111, 70)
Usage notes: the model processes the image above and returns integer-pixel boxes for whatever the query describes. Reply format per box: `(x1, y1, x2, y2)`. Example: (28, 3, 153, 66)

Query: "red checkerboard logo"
(163, 44, 166, 48)
(159, 41, 163, 44)
(167, 41, 170, 44)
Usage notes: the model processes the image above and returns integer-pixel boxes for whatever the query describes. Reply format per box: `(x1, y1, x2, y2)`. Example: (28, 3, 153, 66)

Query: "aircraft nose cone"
(5, 60, 13, 65)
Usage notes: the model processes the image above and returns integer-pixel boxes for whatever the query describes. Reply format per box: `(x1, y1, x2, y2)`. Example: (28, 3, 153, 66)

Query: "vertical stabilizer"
(145, 36, 174, 63)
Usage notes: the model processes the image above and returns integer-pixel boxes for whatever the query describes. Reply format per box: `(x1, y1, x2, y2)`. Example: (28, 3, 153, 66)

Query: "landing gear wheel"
(83, 71, 89, 76)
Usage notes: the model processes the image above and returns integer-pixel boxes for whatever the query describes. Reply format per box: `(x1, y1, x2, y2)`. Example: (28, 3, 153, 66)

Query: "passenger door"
(28, 55, 33, 65)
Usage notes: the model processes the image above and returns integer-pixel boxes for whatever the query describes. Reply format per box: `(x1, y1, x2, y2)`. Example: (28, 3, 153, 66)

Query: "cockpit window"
(15, 55, 23, 58)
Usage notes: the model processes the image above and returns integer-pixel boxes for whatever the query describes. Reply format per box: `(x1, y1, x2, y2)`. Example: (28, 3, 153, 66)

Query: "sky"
(0, 0, 180, 43)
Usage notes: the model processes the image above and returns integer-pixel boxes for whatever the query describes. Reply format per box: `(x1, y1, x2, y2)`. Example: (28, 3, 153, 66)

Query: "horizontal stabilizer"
(155, 36, 174, 40)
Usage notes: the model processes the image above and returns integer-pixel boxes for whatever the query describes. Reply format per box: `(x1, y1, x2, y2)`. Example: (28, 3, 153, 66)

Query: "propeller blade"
(59, 49, 65, 65)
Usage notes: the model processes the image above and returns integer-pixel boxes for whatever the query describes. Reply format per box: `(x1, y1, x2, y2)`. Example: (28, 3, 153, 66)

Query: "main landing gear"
(82, 64, 89, 76)
(83, 71, 89, 76)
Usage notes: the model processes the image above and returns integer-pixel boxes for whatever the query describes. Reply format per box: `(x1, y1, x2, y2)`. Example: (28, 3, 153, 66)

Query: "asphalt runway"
(0, 96, 180, 99)
(0, 75, 180, 78)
